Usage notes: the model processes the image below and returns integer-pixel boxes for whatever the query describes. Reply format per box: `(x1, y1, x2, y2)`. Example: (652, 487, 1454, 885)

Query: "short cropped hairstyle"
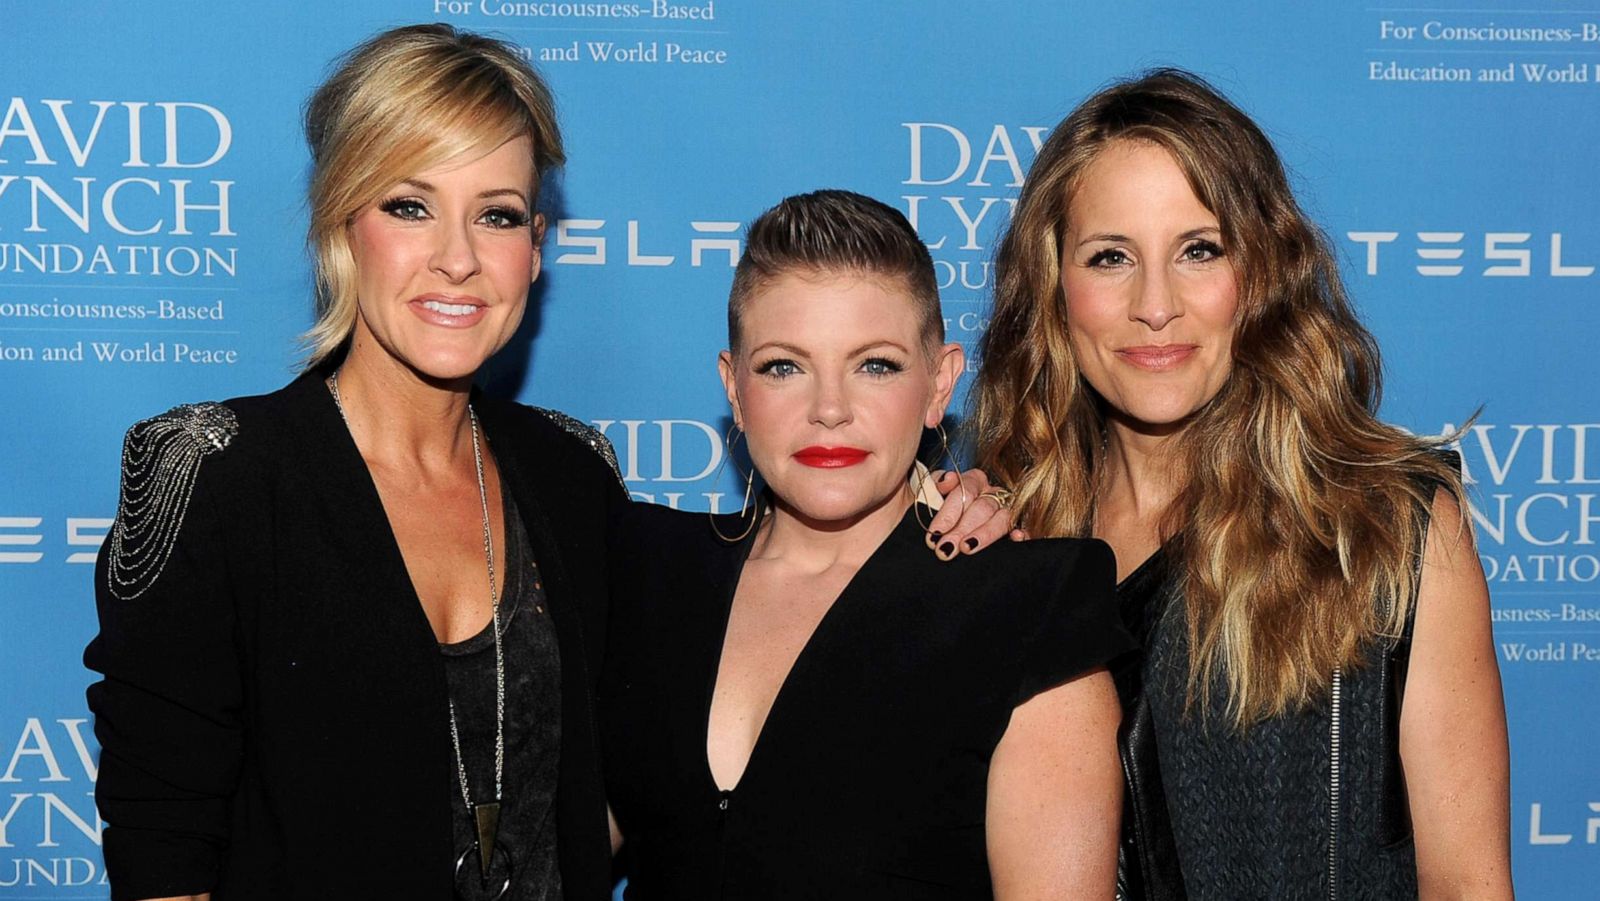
(301, 23, 564, 367)
(727, 190, 943, 355)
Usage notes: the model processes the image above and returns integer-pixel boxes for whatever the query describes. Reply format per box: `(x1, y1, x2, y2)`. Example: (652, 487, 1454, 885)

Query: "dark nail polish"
(964, 537, 978, 551)
(938, 541, 955, 557)
(929, 531, 943, 542)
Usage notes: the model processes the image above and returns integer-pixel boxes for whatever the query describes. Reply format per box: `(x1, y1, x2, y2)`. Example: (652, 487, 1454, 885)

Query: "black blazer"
(85, 370, 626, 901)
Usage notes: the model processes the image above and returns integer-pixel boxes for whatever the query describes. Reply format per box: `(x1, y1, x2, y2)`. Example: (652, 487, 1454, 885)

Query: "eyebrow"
(748, 340, 913, 358)
(749, 342, 808, 357)
(848, 340, 913, 357)
(1074, 226, 1222, 249)
(399, 178, 529, 204)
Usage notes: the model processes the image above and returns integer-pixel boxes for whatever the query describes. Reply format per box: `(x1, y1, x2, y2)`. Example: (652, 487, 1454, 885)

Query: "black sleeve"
(84, 440, 244, 899)
(1015, 539, 1138, 706)
(601, 430, 631, 519)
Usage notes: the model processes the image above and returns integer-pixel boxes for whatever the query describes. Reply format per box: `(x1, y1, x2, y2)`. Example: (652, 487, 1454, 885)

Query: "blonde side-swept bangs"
(301, 24, 564, 368)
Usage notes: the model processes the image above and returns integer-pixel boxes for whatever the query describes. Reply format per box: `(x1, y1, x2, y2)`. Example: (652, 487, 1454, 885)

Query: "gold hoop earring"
(913, 422, 966, 530)
(709, 423, 762, 543)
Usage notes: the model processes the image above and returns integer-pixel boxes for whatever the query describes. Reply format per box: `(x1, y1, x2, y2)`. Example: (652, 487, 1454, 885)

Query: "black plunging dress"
(600, 502, 1135, 900)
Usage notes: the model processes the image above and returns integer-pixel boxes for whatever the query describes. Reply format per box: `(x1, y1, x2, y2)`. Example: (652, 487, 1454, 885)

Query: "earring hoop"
(913, 422, 966, 530)
(709, 423, 763, 543)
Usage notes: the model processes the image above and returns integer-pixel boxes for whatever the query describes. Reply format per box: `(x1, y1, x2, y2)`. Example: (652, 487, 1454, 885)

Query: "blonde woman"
(86, 26, 623, 900)
(971, 70, 1511, 899)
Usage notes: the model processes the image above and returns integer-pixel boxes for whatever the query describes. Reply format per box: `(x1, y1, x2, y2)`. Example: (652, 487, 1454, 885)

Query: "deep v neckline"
(319, 378, 509, 649)
(701, 505, 919, 795)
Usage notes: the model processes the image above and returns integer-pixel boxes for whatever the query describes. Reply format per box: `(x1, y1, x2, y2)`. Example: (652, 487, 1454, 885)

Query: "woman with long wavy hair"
(970, 69, 1512, 899)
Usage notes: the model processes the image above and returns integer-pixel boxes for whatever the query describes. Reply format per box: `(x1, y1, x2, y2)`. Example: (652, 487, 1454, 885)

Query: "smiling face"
(345, 135, 542, 384)
(1060, 140, 1239, 434)
(720, 270, 963, 527)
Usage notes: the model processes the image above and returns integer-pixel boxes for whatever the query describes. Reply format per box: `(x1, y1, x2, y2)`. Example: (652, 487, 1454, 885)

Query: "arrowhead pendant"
(473, 802, 501, 879)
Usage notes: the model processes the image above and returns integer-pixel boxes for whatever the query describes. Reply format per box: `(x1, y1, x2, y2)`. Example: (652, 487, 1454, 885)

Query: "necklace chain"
(327, 370, 505, 810)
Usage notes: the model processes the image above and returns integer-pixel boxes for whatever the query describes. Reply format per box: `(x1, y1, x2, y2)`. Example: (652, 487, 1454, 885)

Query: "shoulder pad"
(532, 406, 626, 491)
(106, 402, 238, 600)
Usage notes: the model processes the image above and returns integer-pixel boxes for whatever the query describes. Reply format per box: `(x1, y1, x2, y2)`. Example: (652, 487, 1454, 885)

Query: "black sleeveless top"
(601, 502, 1136, 900)
(441, 493, 564, 901)
(1131, 549, 1420, 900)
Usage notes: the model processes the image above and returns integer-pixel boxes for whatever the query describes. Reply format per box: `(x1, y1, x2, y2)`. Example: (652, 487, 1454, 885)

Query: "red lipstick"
(793, 446, 869, 468)
(1116, 344, 1197, 372)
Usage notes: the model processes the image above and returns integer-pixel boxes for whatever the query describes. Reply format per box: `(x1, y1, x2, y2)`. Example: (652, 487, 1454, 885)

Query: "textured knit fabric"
(601, 502, 1136, 900)
(1143, 555, 1420, 900)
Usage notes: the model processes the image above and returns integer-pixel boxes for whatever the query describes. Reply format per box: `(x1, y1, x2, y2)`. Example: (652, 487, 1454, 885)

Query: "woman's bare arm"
(1401, 488, 1514, 899)
(986, 669, 1122, 900)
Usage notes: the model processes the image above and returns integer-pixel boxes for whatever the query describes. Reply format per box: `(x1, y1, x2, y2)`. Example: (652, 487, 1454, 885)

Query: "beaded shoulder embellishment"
(107, 402, 238, 600)
(533, 406, 626, 491)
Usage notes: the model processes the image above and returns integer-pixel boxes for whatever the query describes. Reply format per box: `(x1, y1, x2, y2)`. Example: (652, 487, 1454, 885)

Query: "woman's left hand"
(925, 469, 1025, 560)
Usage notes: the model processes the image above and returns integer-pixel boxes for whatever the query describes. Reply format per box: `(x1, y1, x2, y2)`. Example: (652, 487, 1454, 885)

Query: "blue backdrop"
(2, 2, 1596, 896)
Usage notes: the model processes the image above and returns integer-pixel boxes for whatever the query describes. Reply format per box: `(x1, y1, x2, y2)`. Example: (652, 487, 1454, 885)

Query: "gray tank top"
(440, 492, 563, 901)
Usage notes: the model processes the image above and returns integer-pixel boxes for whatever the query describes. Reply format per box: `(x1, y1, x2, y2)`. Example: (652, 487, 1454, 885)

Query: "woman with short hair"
(601, 190, 1134, 899)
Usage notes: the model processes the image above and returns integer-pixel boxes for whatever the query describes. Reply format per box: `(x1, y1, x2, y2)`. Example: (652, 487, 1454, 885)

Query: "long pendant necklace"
(328, 371, 510, 894)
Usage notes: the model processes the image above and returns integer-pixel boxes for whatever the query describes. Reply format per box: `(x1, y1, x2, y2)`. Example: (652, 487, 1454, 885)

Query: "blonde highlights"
(971, 69, 1463, 724)
(301, 24, 564, 367)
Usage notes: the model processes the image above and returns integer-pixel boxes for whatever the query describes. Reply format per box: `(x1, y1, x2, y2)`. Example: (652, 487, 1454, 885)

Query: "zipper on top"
(716, 789, 733, 896)
(1327, 667, 1344, 901)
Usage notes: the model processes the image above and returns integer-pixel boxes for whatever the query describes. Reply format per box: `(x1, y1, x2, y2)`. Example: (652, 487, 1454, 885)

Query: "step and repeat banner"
(2, 1, 1596, 896)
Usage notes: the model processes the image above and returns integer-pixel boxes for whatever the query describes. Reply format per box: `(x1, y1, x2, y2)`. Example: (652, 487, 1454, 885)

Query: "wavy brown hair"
(970, 69, 1463, 724)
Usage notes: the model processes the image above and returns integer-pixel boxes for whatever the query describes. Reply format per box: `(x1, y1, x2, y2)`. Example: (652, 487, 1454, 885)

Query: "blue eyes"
(379, 198, 428, 221)
(755, 359, 801, 378)
(752, 357, 905, 379)
(377, 197, 531, 230)
(481, 207, 532, 229)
